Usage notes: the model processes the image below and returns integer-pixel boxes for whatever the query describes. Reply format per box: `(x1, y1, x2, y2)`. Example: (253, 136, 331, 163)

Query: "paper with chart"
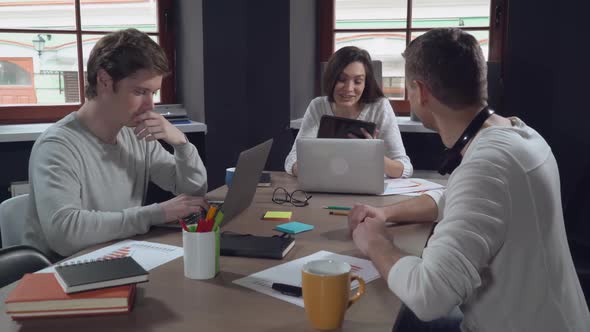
(38, 240, 183, 273)
(233, 251, 380, 307)
(381, 177, 445, 196)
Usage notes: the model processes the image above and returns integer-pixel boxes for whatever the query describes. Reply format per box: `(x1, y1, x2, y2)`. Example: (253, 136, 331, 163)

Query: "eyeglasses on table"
(271, 187, 312, 207)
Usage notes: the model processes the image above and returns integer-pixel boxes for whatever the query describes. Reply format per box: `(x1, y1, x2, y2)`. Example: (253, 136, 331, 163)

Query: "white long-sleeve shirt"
(23, 113, 207, 258)
(285, 96, 413, 177)
(390, 118, 590, 331)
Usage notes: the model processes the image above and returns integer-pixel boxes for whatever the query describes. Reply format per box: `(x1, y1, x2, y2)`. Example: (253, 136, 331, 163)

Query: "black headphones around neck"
(438, 106, 495, 175)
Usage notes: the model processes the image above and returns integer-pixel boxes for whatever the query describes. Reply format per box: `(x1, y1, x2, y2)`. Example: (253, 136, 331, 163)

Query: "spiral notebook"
(54, 256, 149, 294)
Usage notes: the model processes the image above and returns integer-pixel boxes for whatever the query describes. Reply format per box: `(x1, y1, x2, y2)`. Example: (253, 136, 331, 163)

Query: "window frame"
(0, 0, 175, 124)
(318, 0, 508, 116)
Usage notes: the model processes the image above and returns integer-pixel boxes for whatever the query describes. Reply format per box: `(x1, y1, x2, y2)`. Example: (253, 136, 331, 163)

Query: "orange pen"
(205, 206, 218, 221)
(202, 206, 218, 232)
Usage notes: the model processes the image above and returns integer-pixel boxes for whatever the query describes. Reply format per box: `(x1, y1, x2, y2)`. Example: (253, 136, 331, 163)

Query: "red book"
(4, 273, 135, 320)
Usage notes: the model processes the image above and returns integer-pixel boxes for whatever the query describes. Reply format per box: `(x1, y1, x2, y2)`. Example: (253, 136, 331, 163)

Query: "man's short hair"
(403, 28, 487, 109)
(323, 46, 384, 104)
(85, 28, 169, 99)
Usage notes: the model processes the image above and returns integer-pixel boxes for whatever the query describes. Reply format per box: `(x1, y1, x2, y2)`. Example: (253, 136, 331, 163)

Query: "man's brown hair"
(403, 28, 487, 109)
(85, 28, 169, 99)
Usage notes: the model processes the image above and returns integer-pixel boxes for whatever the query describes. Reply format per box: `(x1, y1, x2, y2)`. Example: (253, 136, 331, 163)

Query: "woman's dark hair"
(85, 28, 169, 99)
(322, 46, 384, 103)
(402, 28, 487, 109)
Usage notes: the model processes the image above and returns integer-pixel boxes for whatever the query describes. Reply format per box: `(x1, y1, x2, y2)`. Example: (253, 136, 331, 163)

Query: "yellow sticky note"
(263, 211, 292, 220)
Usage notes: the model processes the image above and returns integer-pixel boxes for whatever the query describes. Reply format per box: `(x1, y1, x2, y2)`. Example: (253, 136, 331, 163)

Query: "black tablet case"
(317, 115, 377, 139)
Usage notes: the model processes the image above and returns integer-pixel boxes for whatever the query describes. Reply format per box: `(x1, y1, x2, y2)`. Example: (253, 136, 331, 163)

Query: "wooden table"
(0, 171, 445, 332)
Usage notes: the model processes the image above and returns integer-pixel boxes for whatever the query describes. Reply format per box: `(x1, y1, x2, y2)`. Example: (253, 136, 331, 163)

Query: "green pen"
(212, 210, 225, 230)
(322, 206, 352, 211)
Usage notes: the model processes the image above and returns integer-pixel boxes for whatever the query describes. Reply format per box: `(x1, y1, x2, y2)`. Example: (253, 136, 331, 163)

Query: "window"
(0, 0, 174, 124)
(319, 0, 507, 115)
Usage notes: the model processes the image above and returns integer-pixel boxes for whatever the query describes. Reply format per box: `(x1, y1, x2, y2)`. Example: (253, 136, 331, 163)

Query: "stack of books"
(4, 256, 148, 320)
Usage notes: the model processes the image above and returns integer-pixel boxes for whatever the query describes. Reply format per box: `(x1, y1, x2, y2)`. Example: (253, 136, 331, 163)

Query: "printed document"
(381, 177, 445, 196)
(39, 240, 183, 273)
(233, 251, 379, 307)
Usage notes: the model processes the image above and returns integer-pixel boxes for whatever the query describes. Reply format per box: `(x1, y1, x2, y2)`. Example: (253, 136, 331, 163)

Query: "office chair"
(0, 194, 29, 248)
(0, 245, 51, 288)
(392, 304, 462, 332)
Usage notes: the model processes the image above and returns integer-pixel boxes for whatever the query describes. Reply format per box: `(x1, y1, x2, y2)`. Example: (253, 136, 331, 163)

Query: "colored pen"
(329, 211, 349, 216)
(205, 206, 218, 221)
(179, 219, 190, 232)
(212, 210, 225, 230)
(204, 219, 214, 232)
(322, 206, 352, 211)
(204, 206, 218, 232)
(271, 283, 302, 297)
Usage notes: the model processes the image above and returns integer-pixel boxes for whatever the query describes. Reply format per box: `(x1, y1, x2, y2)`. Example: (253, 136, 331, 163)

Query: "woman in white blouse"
(284, 46, 412, 178)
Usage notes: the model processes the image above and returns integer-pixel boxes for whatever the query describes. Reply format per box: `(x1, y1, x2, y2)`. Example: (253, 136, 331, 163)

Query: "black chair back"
(0, 245, 52, 288)
(392, 304, 463, 332)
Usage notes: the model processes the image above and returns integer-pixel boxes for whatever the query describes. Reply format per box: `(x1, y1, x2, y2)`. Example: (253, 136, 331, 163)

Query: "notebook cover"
(220, 234, 295, 259)
(5, 273, 135, 319)
(54, 256, 148, 293)
(10, 307, 131, 320)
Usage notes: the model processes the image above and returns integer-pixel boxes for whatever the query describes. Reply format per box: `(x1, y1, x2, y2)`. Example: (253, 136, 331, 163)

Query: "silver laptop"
(157, 139, 272, 228)
(217, 139, 273, 227)
(297, 138, 385, 194)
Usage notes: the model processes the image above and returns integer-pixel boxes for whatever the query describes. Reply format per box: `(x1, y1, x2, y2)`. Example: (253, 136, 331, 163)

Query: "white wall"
(177, 0, 205, 122)
(290, 0, 317, 119)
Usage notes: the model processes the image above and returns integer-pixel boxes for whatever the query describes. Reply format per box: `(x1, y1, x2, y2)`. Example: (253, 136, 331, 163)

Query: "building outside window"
(321, 0, 505, 114)
(0, 0, 173, 124)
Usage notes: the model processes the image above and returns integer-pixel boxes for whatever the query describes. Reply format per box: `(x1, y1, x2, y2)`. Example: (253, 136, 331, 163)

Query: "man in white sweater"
(24, 29, 208, 260)
(349, 28, 589, 331)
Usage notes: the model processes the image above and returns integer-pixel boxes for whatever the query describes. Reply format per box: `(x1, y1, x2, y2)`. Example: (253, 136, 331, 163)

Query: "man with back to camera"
(348, 28, 590, 331)
(23, 28, 208, 260)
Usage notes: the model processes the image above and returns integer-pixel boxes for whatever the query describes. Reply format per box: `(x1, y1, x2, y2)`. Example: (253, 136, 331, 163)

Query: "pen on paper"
(271, 283, 302, 297)
(329, 211, 349, 216)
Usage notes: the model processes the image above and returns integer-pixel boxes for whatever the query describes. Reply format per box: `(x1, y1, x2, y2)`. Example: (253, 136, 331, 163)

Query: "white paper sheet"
(233, 251, 380, 307)
(381, 178, 445, 196)
(38, 240, 183, 273)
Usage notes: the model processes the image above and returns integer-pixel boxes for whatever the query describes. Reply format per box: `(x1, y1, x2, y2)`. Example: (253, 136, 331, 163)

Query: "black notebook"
(220, 233, 295, 259)
(55, 256, 149, 294)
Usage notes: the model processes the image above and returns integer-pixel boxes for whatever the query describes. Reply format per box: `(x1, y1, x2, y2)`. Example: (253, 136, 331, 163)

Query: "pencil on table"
(322, 206, 352, 211)
(329, 211, 349, 216)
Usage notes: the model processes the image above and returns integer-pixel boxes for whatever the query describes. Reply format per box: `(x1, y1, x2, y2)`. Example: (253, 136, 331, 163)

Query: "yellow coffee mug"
(302, 260, 365, 330)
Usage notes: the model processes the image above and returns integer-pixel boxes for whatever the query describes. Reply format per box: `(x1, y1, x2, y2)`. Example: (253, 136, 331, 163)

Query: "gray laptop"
(217, 138, 273, 227)
(157, 139, 272, 228)
(297, 138, 385, 195)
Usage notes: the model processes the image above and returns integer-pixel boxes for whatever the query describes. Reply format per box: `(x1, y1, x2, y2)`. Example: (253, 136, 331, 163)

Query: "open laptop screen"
(297, 138, 385, 195)
(155, 139, 272, 229)
(218, 139, 273, 227)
